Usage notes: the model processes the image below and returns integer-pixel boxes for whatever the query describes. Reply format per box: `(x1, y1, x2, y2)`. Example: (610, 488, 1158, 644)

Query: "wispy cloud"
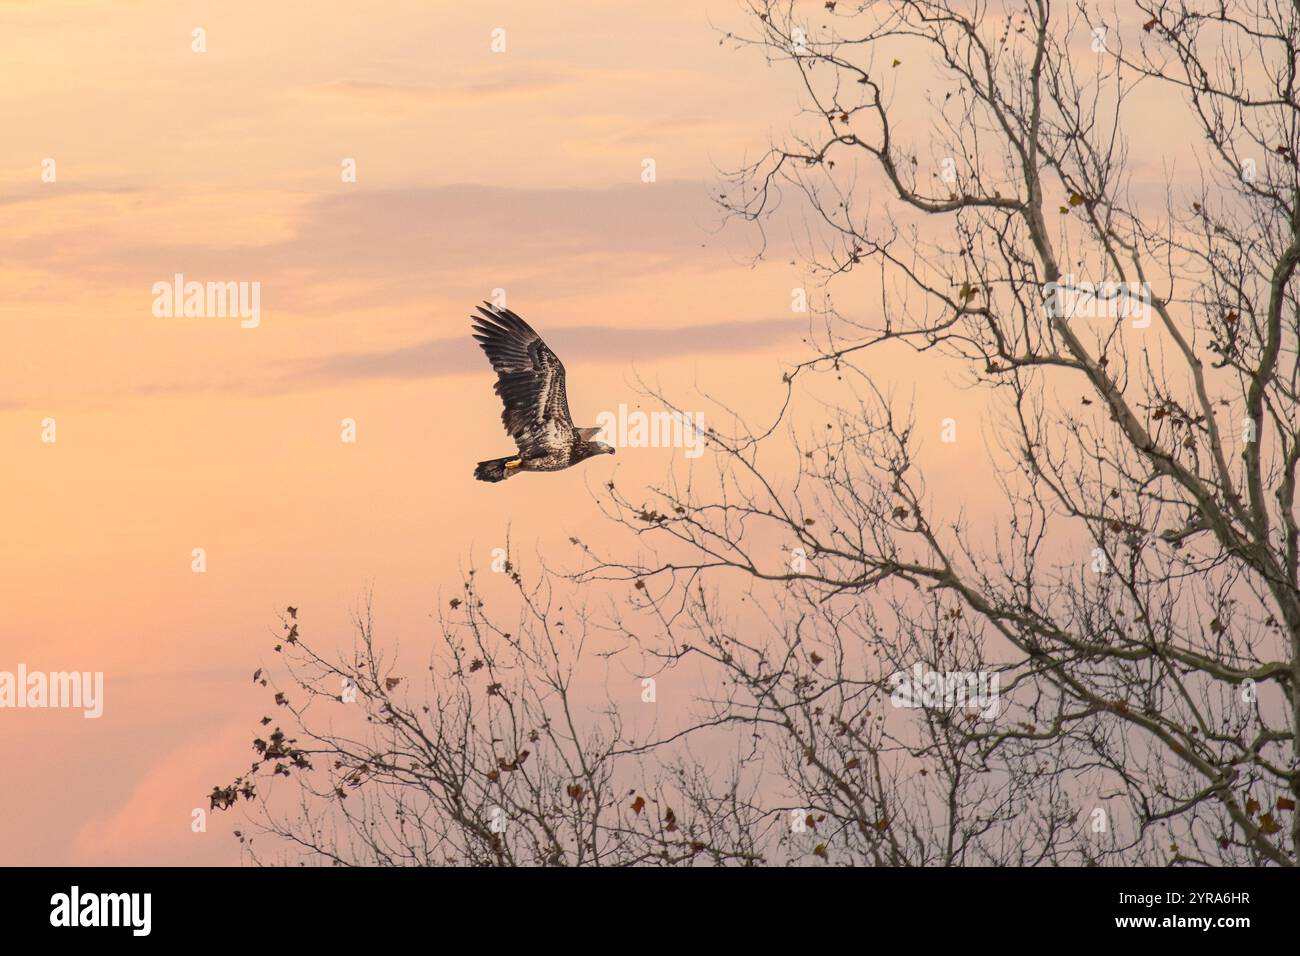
(0, 319, 803, 411)
(0, 181, 730, 286)
(0, 180, 758, 328)
(301, 68, 579, 107)
(290, 317, 804, 386)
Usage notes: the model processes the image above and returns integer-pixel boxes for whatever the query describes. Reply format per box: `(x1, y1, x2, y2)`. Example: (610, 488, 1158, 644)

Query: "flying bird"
(471, 304, 614, 482)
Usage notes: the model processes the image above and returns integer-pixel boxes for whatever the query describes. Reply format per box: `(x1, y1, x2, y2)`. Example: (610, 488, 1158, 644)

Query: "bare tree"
(212, 567, 770, 866)
(580, 0, 1300, 866)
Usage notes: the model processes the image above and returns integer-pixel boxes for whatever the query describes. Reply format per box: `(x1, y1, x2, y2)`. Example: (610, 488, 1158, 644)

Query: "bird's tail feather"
(474, 456, 517, 483)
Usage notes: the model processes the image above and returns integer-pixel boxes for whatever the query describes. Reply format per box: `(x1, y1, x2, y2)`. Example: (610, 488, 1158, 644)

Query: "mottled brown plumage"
(470, 304, 614, 482)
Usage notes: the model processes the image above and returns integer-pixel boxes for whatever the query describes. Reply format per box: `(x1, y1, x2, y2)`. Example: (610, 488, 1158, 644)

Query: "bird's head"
(595, 441, 616, 456)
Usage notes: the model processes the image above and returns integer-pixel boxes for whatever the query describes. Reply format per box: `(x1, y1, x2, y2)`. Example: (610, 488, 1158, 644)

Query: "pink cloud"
(73, 721, 250, 866)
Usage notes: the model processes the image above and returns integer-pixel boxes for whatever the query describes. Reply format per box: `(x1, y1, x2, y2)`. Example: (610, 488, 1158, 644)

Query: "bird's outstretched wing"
(471, 304, 575, 456)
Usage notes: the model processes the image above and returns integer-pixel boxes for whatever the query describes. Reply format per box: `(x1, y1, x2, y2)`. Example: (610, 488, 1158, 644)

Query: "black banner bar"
(0, 866, 1283, 943)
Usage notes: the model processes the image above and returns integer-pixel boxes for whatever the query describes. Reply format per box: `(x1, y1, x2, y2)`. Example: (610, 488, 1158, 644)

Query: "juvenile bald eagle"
(471, 304, 614, 482)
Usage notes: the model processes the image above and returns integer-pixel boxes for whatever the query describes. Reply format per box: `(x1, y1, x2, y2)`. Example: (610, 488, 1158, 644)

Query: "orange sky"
(0, 0, 814, 865)
(0, 0, 1196, 864)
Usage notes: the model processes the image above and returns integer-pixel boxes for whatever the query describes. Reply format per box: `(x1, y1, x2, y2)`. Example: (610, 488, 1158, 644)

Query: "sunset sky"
(0, 0, 1190, 865)
(0, 0, 819, 866)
